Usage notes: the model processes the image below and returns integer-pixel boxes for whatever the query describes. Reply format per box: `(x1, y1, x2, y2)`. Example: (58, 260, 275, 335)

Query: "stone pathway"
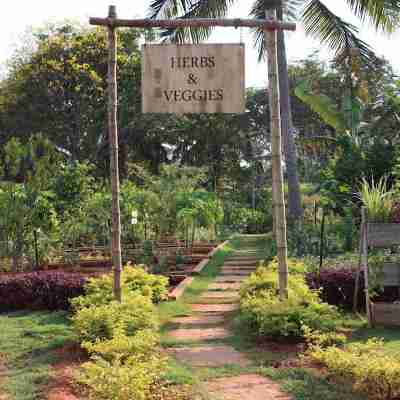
(207, 374, 292, 400)
(166, 237, 292, 400)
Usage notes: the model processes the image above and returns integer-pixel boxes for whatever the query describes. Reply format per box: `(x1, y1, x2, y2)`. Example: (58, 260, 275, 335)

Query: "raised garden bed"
(360, 212, 400, 327)
(371, 302, 400, 326)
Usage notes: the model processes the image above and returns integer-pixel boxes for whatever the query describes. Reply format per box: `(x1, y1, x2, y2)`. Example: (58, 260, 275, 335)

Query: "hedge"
(0, 272, 86, 311)
(306, 269, 365, 310)
(306, 268, 398, 310)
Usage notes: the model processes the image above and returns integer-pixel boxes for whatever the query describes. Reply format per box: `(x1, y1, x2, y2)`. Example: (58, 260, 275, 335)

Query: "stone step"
(171, 315, 226, 325)
(230, 253, 258, 256)
(215, 275, 247, 283)
(209, 282, 242, 291)
(200, 291, 239, 301)
(170, 345, 251, 367)
(225, 253, 262, 261)
(207, 374, 292, 400)
(220, 269, 252, 276)
(168, 327, 232, 341)
(221, 265, 257, 270)
(191, 303, 239, 313)
(224, 261, 258, 265)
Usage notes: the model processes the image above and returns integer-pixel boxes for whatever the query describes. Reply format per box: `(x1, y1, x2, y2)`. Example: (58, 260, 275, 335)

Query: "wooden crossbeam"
(89, 17, 296, 31)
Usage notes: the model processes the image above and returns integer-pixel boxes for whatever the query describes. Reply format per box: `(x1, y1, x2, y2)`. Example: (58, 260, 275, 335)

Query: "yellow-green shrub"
(83, 329, 160, 361)
(310, 338, 400, 400)
(71, 266, 167, 400)
(239, 265, 339, 338)
(71, 265, 168, 310)
(71, 294, 158, 343)
(302, 325, 347, 349)
(240, 265, 319, 301)
(77, 353, 165, 400)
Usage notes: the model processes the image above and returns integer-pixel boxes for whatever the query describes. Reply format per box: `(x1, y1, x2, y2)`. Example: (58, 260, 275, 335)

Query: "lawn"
(0, 311, 75, 400)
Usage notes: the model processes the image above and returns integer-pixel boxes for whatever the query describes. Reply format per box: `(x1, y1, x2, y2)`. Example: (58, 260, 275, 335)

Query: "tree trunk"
(265, 8, 289, 300)
(276, 5, 303, 221)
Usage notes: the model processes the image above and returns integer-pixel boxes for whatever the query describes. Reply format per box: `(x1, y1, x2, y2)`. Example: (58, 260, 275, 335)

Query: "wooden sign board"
(142, 44, 245, 114)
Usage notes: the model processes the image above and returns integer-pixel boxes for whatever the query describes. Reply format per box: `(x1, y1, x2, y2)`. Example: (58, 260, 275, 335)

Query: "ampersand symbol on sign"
(187, 73, 199, 85)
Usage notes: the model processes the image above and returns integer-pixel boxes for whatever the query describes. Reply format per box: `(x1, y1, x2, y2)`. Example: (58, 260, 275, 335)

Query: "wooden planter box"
(382, 263, 400, 287)
(367, 223, 400, 248)
(371, 302, 400, 327)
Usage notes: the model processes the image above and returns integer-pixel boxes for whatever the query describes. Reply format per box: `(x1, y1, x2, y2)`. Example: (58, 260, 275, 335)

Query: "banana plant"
(294, 78, 364, 135)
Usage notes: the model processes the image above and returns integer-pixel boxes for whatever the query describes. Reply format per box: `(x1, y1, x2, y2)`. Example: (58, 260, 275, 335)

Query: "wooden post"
(353, 222, 364, 313)
(361, 207, 372, 326)
(265, 8, 289, 300)
(107, 5, 123, 302)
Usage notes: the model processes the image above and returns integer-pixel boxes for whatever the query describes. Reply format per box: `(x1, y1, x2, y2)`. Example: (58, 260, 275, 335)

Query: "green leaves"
(345, 0, 400, 32)
(150, 0, 237, 43)
(295, 80, 346, 131)
(302, 0, 375, 63)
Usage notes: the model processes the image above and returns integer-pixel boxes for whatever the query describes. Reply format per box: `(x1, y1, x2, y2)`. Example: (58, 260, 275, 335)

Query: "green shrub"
(83, 329, 160, 361)
(310, 338, 400, 400)
(238, 264, 339, 339)
(71, 294, 158, 344)
(77, 352, 165, 400)
(71, 265, 168, 310)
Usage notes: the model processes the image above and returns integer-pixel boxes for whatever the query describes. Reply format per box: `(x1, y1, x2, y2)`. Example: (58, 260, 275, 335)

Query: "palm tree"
(149, 0, 400, 222)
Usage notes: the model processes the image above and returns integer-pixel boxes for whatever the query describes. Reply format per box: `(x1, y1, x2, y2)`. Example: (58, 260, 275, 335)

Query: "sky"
(1, 1, 399, 87)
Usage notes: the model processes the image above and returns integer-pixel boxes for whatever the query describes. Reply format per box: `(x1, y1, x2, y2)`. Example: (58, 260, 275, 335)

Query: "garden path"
(167, 236, 292, 400)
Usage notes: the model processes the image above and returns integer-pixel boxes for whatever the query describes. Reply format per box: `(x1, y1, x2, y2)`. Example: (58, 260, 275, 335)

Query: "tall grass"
(357, 177, 394, 222)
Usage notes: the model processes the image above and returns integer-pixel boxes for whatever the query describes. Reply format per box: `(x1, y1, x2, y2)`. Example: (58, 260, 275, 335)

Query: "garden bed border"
(168, 240, 229, 300)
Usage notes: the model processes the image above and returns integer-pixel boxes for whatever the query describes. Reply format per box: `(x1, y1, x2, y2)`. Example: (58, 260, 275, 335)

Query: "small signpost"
(90, 6, 295, 301)
(142, 44, 245, 114)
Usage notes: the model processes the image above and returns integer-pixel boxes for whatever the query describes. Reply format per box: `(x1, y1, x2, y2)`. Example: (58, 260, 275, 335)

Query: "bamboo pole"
(265, 8, 289, 300)
(107, 5, 123, 302)
(361, 207, 372, 326)
(353, 222, 364, 313)
(90, 17, 296, 31)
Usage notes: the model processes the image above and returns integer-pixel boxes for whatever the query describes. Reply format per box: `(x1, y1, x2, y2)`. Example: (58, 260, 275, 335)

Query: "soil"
(45, 342, 88, 400)
(255, 339, 304, 354)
